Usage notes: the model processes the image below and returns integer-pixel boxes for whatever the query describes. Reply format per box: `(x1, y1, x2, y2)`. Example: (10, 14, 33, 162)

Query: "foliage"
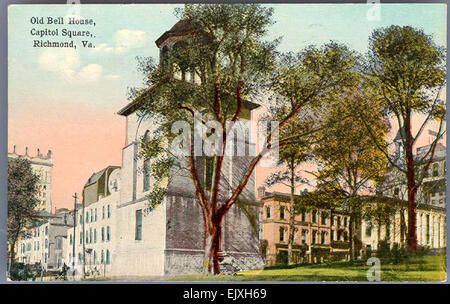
(363, 25, 446, 251)
(8, 158, 40, 261)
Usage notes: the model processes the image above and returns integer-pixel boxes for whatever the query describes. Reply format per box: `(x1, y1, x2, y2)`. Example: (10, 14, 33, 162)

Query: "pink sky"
(8, 99, 125, 210)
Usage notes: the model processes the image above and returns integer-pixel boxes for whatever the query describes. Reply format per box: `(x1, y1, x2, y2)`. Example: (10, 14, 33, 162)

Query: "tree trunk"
(204, 214, 224, 275)
(9, 232, 19, 268)
(287, 164, 296, 265)
(349, 215, 355, 261)
(405, 112, 418, 252)
(407, 183, 418, 252)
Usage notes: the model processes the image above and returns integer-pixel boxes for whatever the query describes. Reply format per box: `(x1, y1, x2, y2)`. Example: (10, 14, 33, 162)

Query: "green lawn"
(168, 255, 446, 282)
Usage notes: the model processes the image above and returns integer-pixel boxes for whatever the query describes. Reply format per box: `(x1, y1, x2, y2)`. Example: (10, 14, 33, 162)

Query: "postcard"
(6, 2, 447, 283)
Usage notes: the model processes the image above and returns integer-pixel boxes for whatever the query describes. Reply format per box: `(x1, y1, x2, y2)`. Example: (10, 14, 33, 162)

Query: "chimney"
(257, 186, 266, 200)
(47, 150, 52, 159)
(25, 146, 29, 155)
(12, 145, 16, 154)
(37, 148, 41, 157)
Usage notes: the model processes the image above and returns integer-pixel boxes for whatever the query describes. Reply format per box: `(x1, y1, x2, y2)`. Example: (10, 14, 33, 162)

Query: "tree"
(132, 4, 356, 274)
(312, 85, 389, 260)
(8, 158, 40, 266)
(364, 25, 446, 252)
(264, 113, 313, 265)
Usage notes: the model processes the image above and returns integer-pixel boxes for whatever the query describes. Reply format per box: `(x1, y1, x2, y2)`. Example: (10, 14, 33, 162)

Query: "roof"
(84, 165, 120, 187)
(155, 20, 197, 47)
(118, 86, 260, 117)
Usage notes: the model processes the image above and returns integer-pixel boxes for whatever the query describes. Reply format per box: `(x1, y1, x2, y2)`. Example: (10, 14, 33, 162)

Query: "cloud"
(92, 29, 146, 54)
(105, 74, 121, 80)
(39, 49, 107, 82)
(39, 48, 80, 80)
(77, 64, 103, 81)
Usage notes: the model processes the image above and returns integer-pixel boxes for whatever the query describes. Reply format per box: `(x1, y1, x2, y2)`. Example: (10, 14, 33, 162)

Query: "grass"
(168, 255, 447, 282)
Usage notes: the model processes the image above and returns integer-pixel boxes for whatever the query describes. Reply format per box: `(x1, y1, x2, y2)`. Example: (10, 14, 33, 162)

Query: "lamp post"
(72, 193, 77, 277)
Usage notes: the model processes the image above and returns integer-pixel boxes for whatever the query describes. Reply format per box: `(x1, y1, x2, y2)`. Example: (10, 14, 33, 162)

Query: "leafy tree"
(264, 112, 314, 265)
(363, 25, 446, 251)
(312, 84, 389, 260)
(8, 158, 40, 266)
(132, 4, 356, 274)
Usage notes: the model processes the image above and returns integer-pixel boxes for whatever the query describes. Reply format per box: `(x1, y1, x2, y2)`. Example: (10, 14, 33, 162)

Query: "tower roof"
(155, 20, 197, 47)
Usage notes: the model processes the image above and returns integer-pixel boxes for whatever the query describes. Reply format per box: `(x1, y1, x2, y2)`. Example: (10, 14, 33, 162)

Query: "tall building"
(8, 145, 53, 213)
(110, 20, 264, 277)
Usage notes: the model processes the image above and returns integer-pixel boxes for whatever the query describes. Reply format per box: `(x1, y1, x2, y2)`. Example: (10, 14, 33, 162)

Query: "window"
(106, 250, 111, 265)
(86, 231, 89, 244)
(102, 206, 105, 219)
(45, 239, 48, 249)
(89, 228, 93, 244)
(45, 226, 48, 236)
(312, 211, 318, 223)
(280, 206, 285, 219)
(337, 216, 342, 226)
(321, 231, 327, 244)
(143, 131, 151, 191)
(57, 238, 62, 250)
(279, 227, 285, 242)
(101, 250, 104, 264)
(101, 227, 105, 242)
(107, 226, 111, 241)
(94, 229, 97, 243)
(95, 209, 97, 222)
(70, 234, 72, 245)
(79, 215, 83, 225)
(266, 206, 271, 219)
(330, 230, 334, 242)
(301, 229, 308, 244)
(86, 211, 89, 224)
(321, 212, 327, 225)
(135, 210, 143, 240)
(90, 211, 94, 223)
(312, 231, 317, 244)
(433, 163, 439, 177)
(204, 157, 214, 190)
(426, 214, 430, 243)
(93, 251, 97, 265)
(107, 205, 111, 218)
(344, 217, 348, 227)
(80, 232, 83, 245)
(366, 223, 373, 236)
(302, 212, 306, 222)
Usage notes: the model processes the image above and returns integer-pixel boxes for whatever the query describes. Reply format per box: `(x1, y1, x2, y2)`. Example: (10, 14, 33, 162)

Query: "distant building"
(8, 146, 53, 213)
(360, 132, 446, 253)
(260, 190, 351, 266)
(17, 208, 74, 271)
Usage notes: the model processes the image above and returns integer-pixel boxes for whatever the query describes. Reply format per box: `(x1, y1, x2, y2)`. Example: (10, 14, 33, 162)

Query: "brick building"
(260, 191, 351, 266)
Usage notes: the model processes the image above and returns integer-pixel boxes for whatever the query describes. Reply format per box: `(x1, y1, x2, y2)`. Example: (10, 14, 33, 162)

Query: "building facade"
(17, 208, 74, 271)
(8, 146, 53, 213)
(260, 191, 351, 266)
(360, 136, 447, 253)
(66, 166, 120, 276)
